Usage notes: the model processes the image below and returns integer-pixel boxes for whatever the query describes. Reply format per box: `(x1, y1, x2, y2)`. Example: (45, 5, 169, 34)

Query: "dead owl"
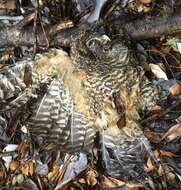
(0, 31, 162, 182)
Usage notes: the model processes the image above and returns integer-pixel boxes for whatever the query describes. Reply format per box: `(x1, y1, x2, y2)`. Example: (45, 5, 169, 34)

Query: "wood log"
(0, 13, 181, 49)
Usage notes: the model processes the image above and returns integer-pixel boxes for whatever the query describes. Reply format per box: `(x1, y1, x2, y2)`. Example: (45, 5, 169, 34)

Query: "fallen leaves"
(147, 157, 155, 172)
(169, 83, 181, 96)
(18, 140, 29, 159)
(146, 149, 178, 180)
(144, 128, 162, 143)
(48, 165, 60, 182)
(162, 123, 181, 142)
(9, 160, 20, 171)
(21, 160, 34, 176)
(86, 168, 97, 186)
(149, 63, 168, 80)
(100, 176, 125, 188)
(99, 176, 141, 189)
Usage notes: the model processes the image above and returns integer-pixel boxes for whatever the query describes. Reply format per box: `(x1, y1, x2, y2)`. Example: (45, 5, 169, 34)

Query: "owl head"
(85, 33, 129, 63)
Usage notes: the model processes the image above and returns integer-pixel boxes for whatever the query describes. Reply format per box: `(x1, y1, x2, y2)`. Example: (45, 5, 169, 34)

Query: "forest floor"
(0, 0, 181, 190)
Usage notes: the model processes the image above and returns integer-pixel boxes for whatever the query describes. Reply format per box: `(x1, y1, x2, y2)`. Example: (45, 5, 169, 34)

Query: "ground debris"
(0, 1, 180, 190)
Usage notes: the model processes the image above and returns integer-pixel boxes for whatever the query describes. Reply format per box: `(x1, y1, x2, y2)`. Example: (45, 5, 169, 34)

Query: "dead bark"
(0, 13, 181, 49)
(123, 13, 181, 40)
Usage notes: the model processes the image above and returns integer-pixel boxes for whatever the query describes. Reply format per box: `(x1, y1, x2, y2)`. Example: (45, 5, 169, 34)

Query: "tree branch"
(0, 13, 181, 49)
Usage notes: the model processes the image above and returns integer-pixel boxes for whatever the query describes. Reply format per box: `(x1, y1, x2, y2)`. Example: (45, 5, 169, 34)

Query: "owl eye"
(86, 39, 96, 49)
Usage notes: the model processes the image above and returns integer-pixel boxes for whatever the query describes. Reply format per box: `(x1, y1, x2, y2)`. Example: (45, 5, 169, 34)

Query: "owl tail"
(98, 119, 155, 183)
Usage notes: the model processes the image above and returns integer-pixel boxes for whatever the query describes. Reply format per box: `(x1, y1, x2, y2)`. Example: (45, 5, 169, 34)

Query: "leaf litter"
(0, 0, 181, 190)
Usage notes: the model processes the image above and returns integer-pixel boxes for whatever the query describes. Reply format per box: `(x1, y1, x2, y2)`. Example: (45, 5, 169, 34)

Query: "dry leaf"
(48, 165, 60, 181)
(169, 83, 181, 96)
(18, 141, 29, 159)
(11, 176, 17, 186)
(9, 160, 19, 172)
(144, 128, 162, 143)
(86, 169, 97, 186)
(153, 150, 160, 160)
(29, 161, 34, 176)
(147, 158, 155, 172)
(21, 164, 29, 176)
(166, 172, 176, 180)
(23, 64, 33, 88)
(149, 63, 168, 80)
(21, 160, 34, 176)
(126, 183, 141, 189)
(162, 123, 181, 142)
(176, 115, 181, 122)
(79, 178, 86, 184)
(159, 150, 177, 157)
(100, 176, 125, 188)
(160, 45, 172, 54)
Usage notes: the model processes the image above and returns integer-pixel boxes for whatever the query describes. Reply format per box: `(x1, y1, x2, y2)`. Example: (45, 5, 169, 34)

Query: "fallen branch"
(123, 13, 181, 40)
(0, 13, 181, 48)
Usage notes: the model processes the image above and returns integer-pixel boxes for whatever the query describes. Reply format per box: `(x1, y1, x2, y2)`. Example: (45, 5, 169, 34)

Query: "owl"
(0, 31, 161, 183)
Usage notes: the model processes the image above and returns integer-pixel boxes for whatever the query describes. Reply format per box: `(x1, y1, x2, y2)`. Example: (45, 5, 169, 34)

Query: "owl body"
(70, 31, 159, 115)
(0, 31, 161, 182)
(70, 31, 160, 181)
(27, 77, 95, 152)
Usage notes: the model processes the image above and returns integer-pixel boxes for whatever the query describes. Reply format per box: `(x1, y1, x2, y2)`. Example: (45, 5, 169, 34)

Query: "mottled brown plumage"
(0, 31, 162, 183)
(70, 31, 160, 181)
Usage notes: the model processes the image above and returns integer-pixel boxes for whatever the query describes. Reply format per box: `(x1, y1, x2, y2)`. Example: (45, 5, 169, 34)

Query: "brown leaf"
(100, 176, 125, 188)
(162, 123, 181, 142)
(29, 161, 34, 176)
(18, 140, 29, 159)
(166, 172, 175, 180)
(23, 64, 33, 88)
(48, 165, 60, 181)
(21, 160, 34, 176)
(169, 83, 181, 96)
(159, 150, 177, 157)
(21, 164, 29, 176)
(86, 169, 97, 186)
(9, 160, 19, 172)
(176, 115, 181, 122)
(160, 45, 172, 54)
(78, 178, 86, 184)
(144, 128, 162, 143)
(11, 176, 17, 186)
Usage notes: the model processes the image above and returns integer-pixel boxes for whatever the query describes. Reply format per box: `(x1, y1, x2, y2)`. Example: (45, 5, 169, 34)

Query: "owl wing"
(27, 78, 95, 152)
